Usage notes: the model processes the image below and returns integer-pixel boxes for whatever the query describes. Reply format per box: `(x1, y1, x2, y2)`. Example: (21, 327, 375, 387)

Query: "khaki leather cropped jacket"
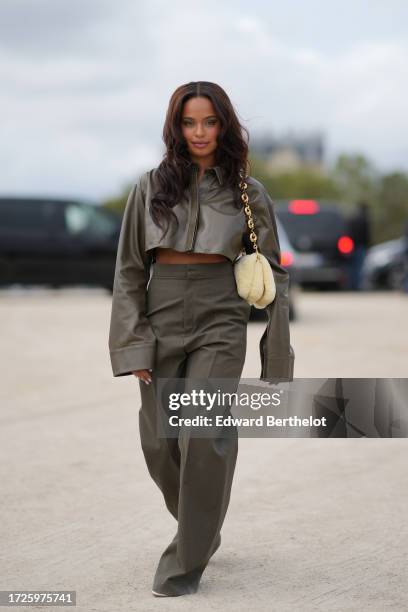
(108, 162, 295, 381)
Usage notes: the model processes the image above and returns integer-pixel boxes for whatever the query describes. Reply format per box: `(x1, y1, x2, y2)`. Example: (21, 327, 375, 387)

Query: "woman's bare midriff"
(154, 247, 229, 264)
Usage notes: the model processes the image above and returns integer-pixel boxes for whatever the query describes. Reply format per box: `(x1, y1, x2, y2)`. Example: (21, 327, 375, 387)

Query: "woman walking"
(108, 81, 294, 597)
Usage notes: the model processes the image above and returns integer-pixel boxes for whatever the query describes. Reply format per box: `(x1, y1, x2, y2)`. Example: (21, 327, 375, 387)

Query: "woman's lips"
(192, 142, 209, 148)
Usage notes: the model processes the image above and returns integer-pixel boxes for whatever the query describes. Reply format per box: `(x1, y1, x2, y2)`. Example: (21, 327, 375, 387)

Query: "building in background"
(251, 131, 326, 174)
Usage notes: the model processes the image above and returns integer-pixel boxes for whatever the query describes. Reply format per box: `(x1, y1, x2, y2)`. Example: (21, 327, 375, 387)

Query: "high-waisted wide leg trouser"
(138, 260, 251, 596)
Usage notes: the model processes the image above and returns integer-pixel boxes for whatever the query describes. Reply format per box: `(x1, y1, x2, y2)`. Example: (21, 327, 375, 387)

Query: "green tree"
(103, 184, 133, 215)
(376, 172, 408, 242)
(249, 155, 339, 200)
(102, 153, 408, 245)
(330, 153, 379, 207)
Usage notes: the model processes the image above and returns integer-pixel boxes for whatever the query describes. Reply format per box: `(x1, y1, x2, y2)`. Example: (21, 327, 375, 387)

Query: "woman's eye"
(182, 119, 217, 127)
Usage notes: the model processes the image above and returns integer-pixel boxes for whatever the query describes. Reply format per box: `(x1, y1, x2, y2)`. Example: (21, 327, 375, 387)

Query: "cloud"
(1, 1, 407, 198)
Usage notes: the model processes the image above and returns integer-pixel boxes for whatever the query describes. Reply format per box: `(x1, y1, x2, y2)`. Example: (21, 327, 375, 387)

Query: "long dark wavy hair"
(150, 81, 250, 240)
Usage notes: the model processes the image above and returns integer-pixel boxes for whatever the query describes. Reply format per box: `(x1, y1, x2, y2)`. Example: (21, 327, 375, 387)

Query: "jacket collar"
(190, 162, 224, 186)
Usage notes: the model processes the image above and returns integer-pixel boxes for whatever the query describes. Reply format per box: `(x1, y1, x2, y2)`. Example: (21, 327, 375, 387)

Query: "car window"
(276, 209, 345, 241)
(64, 202, 117, 237)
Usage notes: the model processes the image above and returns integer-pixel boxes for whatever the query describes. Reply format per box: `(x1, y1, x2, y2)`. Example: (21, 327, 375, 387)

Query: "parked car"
(0, 196, 121, 291)
(0, 196, 299, 320)
(275, 199, 354, 289)
(249, 216, 299, 322)
(362, 237, 406, 290)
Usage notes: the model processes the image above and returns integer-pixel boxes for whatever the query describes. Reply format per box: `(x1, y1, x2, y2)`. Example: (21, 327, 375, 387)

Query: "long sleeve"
(246, 182, 295, 382)
(108, 180, 157, 377)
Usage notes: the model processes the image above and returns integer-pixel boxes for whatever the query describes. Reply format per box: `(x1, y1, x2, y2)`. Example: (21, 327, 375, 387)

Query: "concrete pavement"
(1, 287, 407, 611)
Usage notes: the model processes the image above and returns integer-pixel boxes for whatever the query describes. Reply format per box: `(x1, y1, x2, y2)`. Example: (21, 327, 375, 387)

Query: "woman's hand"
(132, 369, 152, 384)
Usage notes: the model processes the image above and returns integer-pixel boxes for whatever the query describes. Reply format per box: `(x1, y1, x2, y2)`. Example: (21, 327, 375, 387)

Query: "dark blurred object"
(274, 199, 354, 290)
(403, 218, 408, 294)
(345, 201, 371, 290)
(361, 237, 406, 290)
(0, 197, 121, 292)
(248, 216, 300, 322)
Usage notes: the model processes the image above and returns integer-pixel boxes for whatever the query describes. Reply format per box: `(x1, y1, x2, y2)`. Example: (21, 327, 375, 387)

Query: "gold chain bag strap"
(233, 170, 276, 308)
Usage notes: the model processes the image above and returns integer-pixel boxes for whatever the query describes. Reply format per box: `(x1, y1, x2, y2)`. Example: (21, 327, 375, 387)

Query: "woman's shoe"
(151, 590, 169, 597)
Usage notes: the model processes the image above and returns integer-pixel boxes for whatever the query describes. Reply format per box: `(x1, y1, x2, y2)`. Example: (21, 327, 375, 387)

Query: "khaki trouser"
(138, 261, 251, 596)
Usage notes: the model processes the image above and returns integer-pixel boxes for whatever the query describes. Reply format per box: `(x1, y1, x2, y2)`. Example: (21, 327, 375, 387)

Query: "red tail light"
(280, 251, 294, 266)
(337, 235, 354, 254)
(288, 200, 320, 214)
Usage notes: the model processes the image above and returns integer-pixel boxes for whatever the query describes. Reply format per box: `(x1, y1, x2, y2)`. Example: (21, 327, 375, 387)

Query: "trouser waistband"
(151, 261, 234, 278)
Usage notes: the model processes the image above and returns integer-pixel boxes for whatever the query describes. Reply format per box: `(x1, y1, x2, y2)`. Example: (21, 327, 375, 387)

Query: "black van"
(274, 199, 354, 289)
(0, 197, 121, 291)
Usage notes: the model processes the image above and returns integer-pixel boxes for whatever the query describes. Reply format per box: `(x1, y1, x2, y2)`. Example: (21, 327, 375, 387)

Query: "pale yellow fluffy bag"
(234, 251, 276, 308)
(233, 170, 276, 309)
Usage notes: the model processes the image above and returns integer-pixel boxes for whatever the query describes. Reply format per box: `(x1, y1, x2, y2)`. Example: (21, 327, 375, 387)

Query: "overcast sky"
(1, 0, 407, 200)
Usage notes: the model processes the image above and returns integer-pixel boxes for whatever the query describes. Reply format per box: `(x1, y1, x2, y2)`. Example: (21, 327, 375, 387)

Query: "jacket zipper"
(188, 166, 200, 251)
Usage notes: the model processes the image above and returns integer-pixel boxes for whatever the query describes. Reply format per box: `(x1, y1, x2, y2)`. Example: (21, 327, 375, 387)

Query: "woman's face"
(181, 96, 220, 164)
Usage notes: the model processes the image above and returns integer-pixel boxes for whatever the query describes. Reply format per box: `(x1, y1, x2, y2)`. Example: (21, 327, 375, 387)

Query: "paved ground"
(1, 287, 407, 611)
